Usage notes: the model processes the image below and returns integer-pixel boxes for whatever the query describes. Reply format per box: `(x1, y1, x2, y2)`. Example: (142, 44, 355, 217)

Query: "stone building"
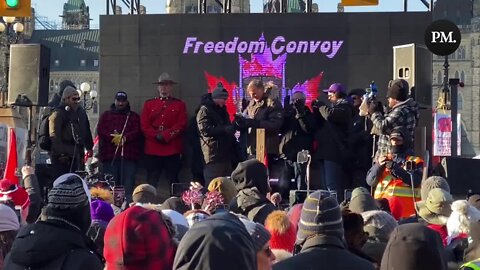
(28, 29, 100, 132)
(166, 0, 250, 13)
(61, 0, 90, 29)
(432, 0, 479, 156)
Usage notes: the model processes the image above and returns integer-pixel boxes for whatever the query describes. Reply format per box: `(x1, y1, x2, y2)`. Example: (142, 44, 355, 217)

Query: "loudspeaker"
(393, 44, 432, 107)
(8, 44, 50, 106)
(393, 44, 433, 156)
(441, 157, 480, 195)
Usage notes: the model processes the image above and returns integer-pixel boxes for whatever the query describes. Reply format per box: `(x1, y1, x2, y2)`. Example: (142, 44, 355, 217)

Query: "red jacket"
(97, 105, 142, 162)
(141, 97, 187, 157)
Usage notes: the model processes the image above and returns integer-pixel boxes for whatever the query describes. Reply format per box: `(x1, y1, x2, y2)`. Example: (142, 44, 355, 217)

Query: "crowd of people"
(0, 72, 479, 269)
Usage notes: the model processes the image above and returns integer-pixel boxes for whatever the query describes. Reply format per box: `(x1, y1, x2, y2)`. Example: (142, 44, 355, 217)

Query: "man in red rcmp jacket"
(141, 73, 187, 192)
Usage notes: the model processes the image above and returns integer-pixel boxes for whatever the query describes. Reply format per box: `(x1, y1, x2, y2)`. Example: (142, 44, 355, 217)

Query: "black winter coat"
(273, 235, 375, 270)
(313, 99, 354, 164)
(279, 104, 315, 161)
(3, 221, 103, 270)
(196, 96, 236, 164)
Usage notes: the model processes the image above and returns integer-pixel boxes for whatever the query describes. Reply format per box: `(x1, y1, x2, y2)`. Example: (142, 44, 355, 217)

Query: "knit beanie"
(239, 215, 272, 252)
(265, 210, 296, 253)
(349, 187, 378, 214)
(46, 174, 91, 233)
(208, 177, 237, 204)
(0, 204, 19, 232)
(211, 82, 229, 100)
(231, 159, 269, 195)
(132, 184, 158, 204)
(61, 86, 78, 101)
(90, 199, 115, 223)
(287, 203, 303, 232)
(361, 210, 398, 243)
(421, 176, 450, 201)
(386, 79, 409, 101)
(297, 190, 344, 243)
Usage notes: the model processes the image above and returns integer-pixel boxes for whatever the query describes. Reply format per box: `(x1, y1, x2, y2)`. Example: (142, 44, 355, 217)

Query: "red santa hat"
(265, 210, 297, 253)
(0, 178, 29, 208)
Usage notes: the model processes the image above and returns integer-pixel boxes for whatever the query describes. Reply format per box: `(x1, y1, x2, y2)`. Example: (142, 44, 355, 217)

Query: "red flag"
(4, 128, 18, 185)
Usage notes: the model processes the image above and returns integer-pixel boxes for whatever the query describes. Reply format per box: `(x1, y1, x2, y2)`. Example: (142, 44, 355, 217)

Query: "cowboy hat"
(152, 72, 178, 85)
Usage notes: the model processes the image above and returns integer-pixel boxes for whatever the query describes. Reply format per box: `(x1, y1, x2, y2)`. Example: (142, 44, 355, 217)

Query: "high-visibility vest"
(461, 259, 480, 270)
(374, 156, 422, 219)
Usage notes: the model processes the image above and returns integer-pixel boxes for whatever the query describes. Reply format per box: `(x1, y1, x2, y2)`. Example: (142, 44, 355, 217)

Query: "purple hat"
(323, 83, 345, 94)
(90, 199, 115, 223)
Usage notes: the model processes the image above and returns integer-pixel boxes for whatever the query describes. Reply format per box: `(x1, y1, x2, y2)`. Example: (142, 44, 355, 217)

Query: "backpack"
(38, 108, 55, 151)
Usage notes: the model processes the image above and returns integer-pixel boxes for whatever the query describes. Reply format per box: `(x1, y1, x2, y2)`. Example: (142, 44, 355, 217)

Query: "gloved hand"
(156, 134, 166, 144)
(111, 133, 123, 146)
(368, 101, 383, 115)
(224, 125, 235, 134)
(293, 99, 306, 115)
(233, 114, 246, 129)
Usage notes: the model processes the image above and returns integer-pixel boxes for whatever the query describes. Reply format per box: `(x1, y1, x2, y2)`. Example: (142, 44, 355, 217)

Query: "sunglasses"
(71, 97, 80, 101)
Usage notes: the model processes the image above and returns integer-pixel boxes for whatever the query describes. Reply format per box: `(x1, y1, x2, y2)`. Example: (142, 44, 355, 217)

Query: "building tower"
(61, 0, 90, 29)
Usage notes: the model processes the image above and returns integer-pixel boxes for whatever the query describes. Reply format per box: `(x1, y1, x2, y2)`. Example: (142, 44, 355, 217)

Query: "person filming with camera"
(366, 127, 422, 220)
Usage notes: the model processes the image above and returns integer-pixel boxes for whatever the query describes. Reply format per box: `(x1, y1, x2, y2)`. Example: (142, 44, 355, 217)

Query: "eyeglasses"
(71, 97, 80, 101)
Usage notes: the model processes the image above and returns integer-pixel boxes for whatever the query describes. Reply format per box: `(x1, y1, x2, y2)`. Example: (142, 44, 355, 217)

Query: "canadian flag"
(4, 128, 18, 185)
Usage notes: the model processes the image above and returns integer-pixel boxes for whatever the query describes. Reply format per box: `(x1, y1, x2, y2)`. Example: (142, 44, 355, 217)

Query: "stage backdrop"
(99, 12, 432, 116)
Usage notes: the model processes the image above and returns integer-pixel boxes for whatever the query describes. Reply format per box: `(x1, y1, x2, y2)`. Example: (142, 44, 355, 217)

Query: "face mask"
(391, 145, 405, 154)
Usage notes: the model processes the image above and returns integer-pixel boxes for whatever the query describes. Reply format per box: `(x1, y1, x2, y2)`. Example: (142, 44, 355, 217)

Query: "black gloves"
(155, 134, 166, 144)
(368, 101, 383, 115)
(234, 115, 258, 129)
(293, 99, 306, 115)
(244, 119, 259, 128)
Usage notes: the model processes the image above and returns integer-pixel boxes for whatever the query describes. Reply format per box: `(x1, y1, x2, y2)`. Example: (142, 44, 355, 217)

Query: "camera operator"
(366, 127, 422, 220)
(367, 79, 418, 159)
(49, 86, 94, 178)
(279, 91, 315, 196)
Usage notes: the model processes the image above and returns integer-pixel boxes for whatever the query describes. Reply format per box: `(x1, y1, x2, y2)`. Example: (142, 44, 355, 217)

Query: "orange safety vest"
(374, 156, 422, 219)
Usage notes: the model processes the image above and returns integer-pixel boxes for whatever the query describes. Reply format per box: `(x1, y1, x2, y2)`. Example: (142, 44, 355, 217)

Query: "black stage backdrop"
(99, 12, 432, 115)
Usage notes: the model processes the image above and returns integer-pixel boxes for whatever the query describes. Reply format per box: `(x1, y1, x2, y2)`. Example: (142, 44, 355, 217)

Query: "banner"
(433, 112, 461, 156)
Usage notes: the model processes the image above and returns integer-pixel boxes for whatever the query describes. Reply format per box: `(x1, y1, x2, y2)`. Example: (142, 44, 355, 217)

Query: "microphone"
(65, 105, 71, 111)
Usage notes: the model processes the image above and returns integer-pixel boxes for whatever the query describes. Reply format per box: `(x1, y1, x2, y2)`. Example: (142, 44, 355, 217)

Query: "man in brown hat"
(140, 73, 187, 192)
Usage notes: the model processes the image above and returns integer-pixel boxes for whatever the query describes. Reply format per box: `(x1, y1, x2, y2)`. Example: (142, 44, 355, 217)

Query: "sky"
(32, 0, 430, 29)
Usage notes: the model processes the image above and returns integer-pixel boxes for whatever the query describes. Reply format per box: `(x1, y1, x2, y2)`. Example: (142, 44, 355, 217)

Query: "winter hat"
(420, 176, 450, 201)
(47, 174, 92, 233)
(380, 223, 446, 270)
(0, 204, 19, 232)
(0, 178, 28, 207)
(265, 210, 296, 253)
(211, 82, 229, 100)
(48, 176, 89, 209)
(90, 199, 115, 223)
(104, 205, 176, 270)
(162, 209, 189, 240)
(115, 91, 128, 101)
(231, 159, 269, 195)
(238, 215, 272, 252)
(184, 209, 210, 228)
(349, 187, 378, 214)
(468, 194, 480, 210)
(61, 86, 78, 100)
(132, 184, 157, 204)
(386, 79, 409, 101)
(287, 203, 303, 232)
(297, 190, 344, 243)
(361, 210, 398, 243)
(415, 188, 453, 225)
(447, 200, 480, 242)
(208, 177, 237, 204)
